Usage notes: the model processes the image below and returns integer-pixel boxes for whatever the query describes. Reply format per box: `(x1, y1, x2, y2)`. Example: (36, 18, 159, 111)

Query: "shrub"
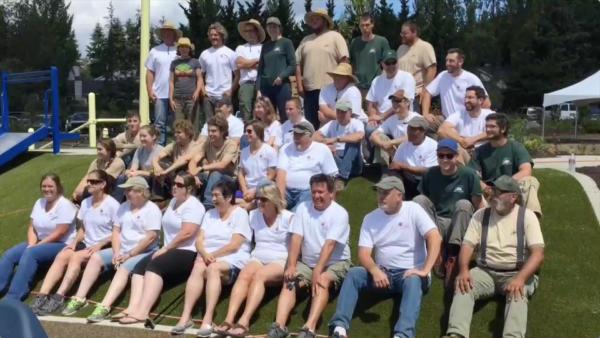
(581, 120, 600, 134)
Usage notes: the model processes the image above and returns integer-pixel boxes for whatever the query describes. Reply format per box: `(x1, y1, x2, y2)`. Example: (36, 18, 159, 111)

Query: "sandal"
(212, 321, 233, 335)
(228, 323, 250, 338)
(118, 316, 146, 325)
(110, 312, 129, 321)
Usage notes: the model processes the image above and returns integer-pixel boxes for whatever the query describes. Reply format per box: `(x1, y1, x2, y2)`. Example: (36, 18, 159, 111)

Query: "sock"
(334, 327, 347, 337)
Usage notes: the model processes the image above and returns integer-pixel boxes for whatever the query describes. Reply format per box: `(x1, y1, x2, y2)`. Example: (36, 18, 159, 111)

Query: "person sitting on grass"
(197, 96, 244, 147)
(214, 181, 293, 337)
(0, 174, 77, 302)
(468, 113, 542, 218)
(237, 120, 278, 211)
(280, 98, 308, 146)
(188, 115, 239, 210)
(314, 99, 365, 192)
(31, 170, 119, 316)
(113, 110, 142, 168)
(442, 176, 545, 338)
(116, 173, 205, 327)
(62, 177, 162, 322)
(328, 176, 442, 338)
(114, 125, 164, 202)
(150, 120, 201, 203)
(267, 174, 351, 338)
(172, 180, 252, 337)
(71, 139, 124, 203)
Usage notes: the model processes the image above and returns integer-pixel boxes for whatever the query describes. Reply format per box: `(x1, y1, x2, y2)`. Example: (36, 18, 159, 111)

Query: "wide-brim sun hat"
(154, 21, 183, 41)
(326, 63, 358, 84)
(305, 8, 334, 29)
(176, 37, 195, 52)
(238, 19, 266, 43)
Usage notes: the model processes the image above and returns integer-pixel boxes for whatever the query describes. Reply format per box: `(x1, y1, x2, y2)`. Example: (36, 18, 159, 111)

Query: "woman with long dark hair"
(72, 139, 124, 202)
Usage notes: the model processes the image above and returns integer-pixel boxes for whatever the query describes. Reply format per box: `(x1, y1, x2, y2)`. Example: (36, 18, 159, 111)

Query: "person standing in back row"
(257, 17, 297, 122)
(296, 9, 349, 129)
(236, 19, 264, 121)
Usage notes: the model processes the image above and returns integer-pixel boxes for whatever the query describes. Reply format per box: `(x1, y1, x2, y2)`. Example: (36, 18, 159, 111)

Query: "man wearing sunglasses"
(413, 139, 484, 288)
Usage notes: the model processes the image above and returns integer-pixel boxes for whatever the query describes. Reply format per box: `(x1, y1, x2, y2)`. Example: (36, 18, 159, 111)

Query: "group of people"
(0, 9, 547, 338)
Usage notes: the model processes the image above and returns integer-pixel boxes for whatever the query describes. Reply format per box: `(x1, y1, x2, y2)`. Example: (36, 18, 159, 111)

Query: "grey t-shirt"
(132, 145, 165, 171)
(170, 58, 201, 96)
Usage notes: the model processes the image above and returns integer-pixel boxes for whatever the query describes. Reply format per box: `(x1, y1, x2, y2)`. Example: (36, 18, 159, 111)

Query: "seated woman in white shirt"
(0, 174, 77, 302)
(117, 172, 205, 327)
(32, 170, 119, 316)
(214, 180, 293, 337)
(241, 97, 282, 151)
(172, 180, 252, 337)
(63, 177, 162, 322)
(237, 120, 278, 211)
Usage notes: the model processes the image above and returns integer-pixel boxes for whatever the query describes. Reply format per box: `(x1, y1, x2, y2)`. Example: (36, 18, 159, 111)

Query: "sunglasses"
(87, 179, 104, 185)
(245, 129, 254, 134)
(384, 61, 397, 66)
(173, 182, 187, 188)
(437, 153, 455, 160)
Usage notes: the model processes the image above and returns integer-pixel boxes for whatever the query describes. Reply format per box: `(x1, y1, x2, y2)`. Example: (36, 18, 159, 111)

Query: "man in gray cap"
(389, 116, 438, 200)
(197, 96, 244, 146)
(328, 176, 442, 338)
(314, 100, 365, 191)
(443, 175, 544, 338)
(276, 120, 339, 211)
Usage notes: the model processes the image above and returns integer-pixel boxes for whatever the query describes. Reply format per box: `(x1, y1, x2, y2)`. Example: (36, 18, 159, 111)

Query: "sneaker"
(62, 297, 88, 316)
(267, 322, 289, 338)
(297, 327, 317, 338)
(87, 305, 111, 323)
(30, 294, 49, 314)
(334, 177, 346, 192)
(37, 294, 65, 315)
(444, 256, 458, 290)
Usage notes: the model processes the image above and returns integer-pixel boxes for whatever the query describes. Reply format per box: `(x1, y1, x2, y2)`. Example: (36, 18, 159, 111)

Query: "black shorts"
(74, 242, 87, 251)
(131, 249, 197, 277)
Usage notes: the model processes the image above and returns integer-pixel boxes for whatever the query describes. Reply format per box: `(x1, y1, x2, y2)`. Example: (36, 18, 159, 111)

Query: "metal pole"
(139, 0, 151, 125)
(574, 106, 578, 139)
(541, 106, 546, 140)
(51, 67, 60, 154)
(1, 72, 8, 133)
(88, 92, 96, 147)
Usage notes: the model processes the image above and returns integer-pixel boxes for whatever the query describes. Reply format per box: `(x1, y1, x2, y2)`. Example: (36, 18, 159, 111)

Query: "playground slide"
(0, 130, 49, 167)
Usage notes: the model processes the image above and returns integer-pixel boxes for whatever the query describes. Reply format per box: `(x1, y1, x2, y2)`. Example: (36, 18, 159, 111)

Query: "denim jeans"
(0, 242, 66, 301)
(261, 83, 292, 122)
(285, 188, 312, 211)
(303, 89, 321, 129)
(199, 171, 234, 208)
(328, 266, 430, 338)
(154, 98, 172, 146)
(334, 143, 363, 179)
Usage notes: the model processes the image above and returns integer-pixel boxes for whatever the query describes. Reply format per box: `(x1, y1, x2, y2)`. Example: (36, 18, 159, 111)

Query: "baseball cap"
(117, 176, 149, 189)
(372, 176, 405, 193)
(266, 17, 281, 26)
(217, 96, 233, 106)
(491, 175, 521, 194)
(437, 139, 459, 154)
(388, 90, 411, 101)
(335, 100, 352, 112)
(408, 116, 429, 129)
(292, 121, 315, 135)
(382, 50, 397, 62)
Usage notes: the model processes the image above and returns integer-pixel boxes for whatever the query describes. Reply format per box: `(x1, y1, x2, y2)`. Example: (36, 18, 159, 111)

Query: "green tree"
(122, 10, 141, 79)
(220, 0, 240, 48)
(374, 0, 399, 48)
(300, 0, 313, 33)
(181, 0, 220, 54)
(86, 23, 107, 78)
(238, 0, 265, 22)
(339, 0, 375, 41)
(326, 0, 336, 29)
(104, 2, 127, 82)
(265, 0, 299, 44)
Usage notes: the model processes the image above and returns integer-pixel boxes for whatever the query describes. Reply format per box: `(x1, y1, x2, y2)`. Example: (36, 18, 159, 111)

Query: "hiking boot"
(266, 322, 289, 338)
(297, 327, 317, 338)
(444, 256, 458, 290)
(87, 305, 111, 323)
(30, 294, 49, 314)
(37, 294, 65, 315)
(62, 297, 88, 316)
(433, 252, 446, 278)
(334, 177, 347, 192)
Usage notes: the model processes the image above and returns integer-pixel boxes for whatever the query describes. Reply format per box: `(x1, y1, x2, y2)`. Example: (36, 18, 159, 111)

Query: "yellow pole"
(88, 92, 96, 147)
(139, 0, 151, 125)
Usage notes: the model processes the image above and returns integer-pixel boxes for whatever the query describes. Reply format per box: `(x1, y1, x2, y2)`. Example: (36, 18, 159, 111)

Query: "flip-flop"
(110, 312, 128, 321)
(212, 321, 233, 335)
(228, 323, 250, 338)
(118, 316, 146, 325)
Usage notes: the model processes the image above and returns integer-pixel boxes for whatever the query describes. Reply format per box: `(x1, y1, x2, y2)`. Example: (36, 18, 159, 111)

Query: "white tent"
(543, 70, 600, 107)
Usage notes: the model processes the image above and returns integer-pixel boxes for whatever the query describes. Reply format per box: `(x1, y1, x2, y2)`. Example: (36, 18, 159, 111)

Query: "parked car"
(545, 102, 578, 120)
(517, 106, 547, 121)
(64, 112, 89, 133)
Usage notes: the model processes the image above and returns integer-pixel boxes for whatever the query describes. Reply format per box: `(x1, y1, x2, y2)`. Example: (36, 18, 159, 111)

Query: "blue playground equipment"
(0, 67, 79, 167)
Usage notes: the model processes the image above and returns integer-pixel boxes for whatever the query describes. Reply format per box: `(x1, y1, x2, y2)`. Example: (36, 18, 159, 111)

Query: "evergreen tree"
(237, 0, 265, 22)
(300, 0, 313, 33)
(326, 0, 336, 29)
(86, 23, 107, 79)
(265, 0, 299, 44)
(104, 2, 127, 82)
(375, 0, 398, 47)
(220, 0, 239, 48)
(122, 10, 141, 78)
(181, 0, 221, 54)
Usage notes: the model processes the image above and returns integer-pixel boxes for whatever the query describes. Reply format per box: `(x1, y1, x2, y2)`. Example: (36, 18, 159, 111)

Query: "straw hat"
(176, 37, 195, 51)
(238, 19, 266, 43)
(154, 21, 183, 41)
(305, 9, 334, 28)
(326, 63, 358, 84)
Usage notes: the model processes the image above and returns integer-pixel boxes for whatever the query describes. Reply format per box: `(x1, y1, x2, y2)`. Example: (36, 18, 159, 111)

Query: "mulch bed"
(576, 165, 600, 187)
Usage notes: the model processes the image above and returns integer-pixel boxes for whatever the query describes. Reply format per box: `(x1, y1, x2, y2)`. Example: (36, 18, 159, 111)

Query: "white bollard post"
(102, 128, 109, 138)
(28, 128, 35, 150)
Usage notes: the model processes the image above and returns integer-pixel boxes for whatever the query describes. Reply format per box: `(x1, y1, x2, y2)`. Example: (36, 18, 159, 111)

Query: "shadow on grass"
(0, 152, 45, 176)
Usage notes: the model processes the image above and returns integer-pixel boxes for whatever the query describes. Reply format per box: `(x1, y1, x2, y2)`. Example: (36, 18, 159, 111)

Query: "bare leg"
(56, 251, 92, 296)
(38, 249, 73, 294)
(274, 282, 304, 327)
(121, 274, 145, 315)
(98, 267, 130, 308)
(74, 253, 105, 299)
(176, 258, 207, 327)
(201, 261, 231, 329)
(304, 273, 334, 331)
(217, 261, 262, 331)
(127, 271, 164, 320)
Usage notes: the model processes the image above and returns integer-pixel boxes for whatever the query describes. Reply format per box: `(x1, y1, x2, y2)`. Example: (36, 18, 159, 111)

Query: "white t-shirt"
(145, 44, 178, 99)
(240, 143, 279, 189)
(200, 46, 238, 97)
(392, 137, 438, 179)
(366, 70, 416, 114)
(358, 202, 436, 270)
(265, 120, 283, 147)
(250, 209, 294, 264)
(319, 84, 368, 122)
(376, 111, 420, 140)
(445, 108, 494, 147)
(290, 201, 351, 268)
(281, 117, 308, 145)
(202, 207, 252, 269)
(277, 142, 339, 190)
(78, 196, 120, 247)
(426, 70, 487, 118)
(115, 201, 162, 255)
(30, 196, 77, 244)
(200, 114, 244, 139)
(318, 118, 365, 151)
(235, 43, 262, 84)
(162, 196, 205, 252)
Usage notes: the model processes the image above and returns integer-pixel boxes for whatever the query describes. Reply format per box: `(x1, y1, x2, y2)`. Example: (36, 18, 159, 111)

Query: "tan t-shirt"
(296, 31, 349, 91)
(163, 141, 202, 161)
(87, 158, 126, 178)
(396, 39, 436, 95)
(463, 205, 545, 270)
(113, 130, 142, 156)
(199, 139, 239, 178)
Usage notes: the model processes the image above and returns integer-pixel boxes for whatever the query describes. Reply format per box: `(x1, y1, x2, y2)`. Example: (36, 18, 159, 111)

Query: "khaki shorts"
(291, 260, 352, 289)
(249, 257, 286, 268)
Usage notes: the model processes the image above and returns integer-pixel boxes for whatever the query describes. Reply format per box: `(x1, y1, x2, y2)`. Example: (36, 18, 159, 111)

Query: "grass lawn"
(1, 153, 599, 337)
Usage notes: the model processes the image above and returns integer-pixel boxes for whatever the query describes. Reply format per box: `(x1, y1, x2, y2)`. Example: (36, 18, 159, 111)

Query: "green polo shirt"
(468, 140, 533, 183)
(349, 35, 390, 89)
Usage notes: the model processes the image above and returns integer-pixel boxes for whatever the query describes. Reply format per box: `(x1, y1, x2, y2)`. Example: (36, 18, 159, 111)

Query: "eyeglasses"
(245, 129, 253, 134)
(87, 179, 104, 185)
(437, 153, 455, 160)
(485, 125, 499, 130)
(391, 99, 403, 104)
(384, 61, 397, 66)
(173, 182, 186, 188)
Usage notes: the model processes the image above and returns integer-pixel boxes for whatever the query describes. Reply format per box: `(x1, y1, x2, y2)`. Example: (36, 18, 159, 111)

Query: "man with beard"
(276, 121, 339, 211)
(296, 9, 349, 129)
(268, 174, 351, 338)
(469, 113, 542, 218)
(438, 86, 494, 164)
(327, 176, 442, 338)
(236, 19, 264, 121)
(414, 139, 484, 288)
(421, 49, 490, 134)
(442, 175, 544, 338)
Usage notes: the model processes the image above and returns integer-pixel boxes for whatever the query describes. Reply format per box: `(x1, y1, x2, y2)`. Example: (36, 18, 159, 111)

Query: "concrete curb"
(562, 169, 600, 226)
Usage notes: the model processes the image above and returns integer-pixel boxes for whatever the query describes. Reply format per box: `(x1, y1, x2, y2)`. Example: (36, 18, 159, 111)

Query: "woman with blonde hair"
(214, 180, 293, 337)
(241, 97, 282, 151)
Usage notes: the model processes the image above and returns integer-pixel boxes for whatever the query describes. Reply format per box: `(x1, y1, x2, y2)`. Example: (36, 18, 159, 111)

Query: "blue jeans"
(329, 267, 430, 338)
(365, 124, 378, 164)
(285, 188, 312, 211)
(334, 143, 363, 179)
(240, 135, 250, 150)
(199, 171, 234, 208)
(303, 89, 320, 130)
(0, 242, 66, 301)
(261, 83, 292, 122)
(155, 98, 172, 146)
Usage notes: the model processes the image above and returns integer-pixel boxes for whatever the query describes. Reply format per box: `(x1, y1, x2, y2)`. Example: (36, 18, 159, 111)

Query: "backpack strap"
(516, 205, 527, 270)
(479, 208, 492, 267)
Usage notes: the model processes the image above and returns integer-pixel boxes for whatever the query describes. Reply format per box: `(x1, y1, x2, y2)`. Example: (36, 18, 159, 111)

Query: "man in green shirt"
(414, 139, 484, 288)
(468, 113, 542, 218)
